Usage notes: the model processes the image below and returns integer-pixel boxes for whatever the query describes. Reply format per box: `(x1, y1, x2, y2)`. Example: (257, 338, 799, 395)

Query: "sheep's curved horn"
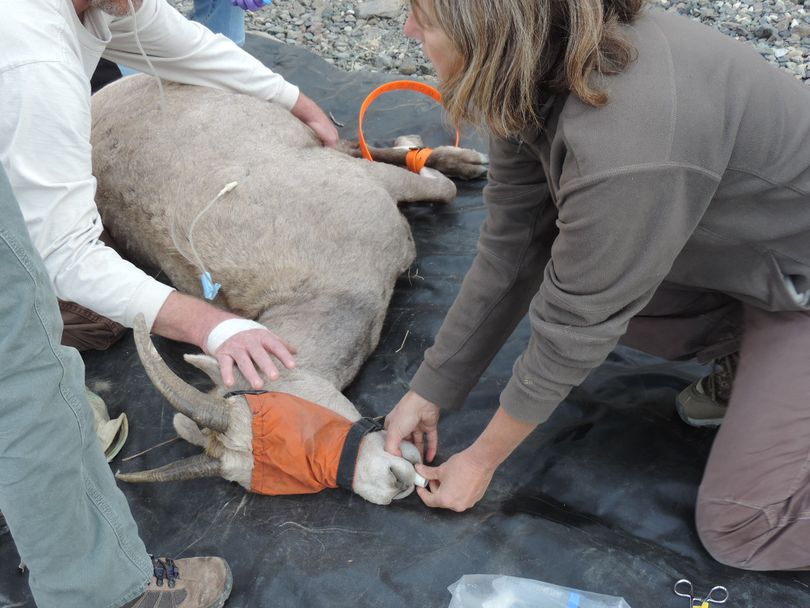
(116, 453, 221, 483)
(133, 313, 230, 433)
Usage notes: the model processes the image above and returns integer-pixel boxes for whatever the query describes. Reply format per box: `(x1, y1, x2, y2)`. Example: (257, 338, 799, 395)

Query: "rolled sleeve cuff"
(123, 278, 175, 331)
(273, 82, 300, 112)
(500, 375, 563, 425)
(409, 361, 477, 411)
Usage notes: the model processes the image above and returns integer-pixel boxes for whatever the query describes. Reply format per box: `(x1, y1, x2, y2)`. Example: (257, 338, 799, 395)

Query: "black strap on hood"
(336, 417, 385, 491)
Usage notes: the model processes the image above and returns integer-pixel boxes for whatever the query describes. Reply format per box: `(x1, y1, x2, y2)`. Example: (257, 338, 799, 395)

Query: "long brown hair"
(412, 0, 644, 138)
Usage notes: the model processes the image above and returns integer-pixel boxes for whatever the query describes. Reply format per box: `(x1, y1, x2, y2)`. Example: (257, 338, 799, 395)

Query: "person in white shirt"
(0, 1, 339, 606)
(1, 0, 340, 390)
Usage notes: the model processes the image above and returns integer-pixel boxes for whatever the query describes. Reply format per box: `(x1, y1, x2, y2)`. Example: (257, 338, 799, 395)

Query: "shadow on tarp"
(2, 34, 808, 608)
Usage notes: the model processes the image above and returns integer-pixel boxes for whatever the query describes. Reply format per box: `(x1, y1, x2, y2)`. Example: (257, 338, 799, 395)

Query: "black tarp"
(2, 36, 808, 608)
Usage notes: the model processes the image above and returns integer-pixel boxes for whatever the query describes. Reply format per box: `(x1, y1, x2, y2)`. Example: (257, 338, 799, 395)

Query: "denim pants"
(191, 0, 245, 46)
(0, 168, 151, 607)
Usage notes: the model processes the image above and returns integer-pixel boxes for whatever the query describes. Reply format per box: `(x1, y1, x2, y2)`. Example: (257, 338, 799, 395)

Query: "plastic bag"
(448, 575, 633, 608)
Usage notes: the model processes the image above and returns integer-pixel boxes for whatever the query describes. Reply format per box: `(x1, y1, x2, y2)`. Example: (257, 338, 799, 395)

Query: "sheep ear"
(173, 413, 208, 448)
(184, 354, 224, 385)
(183, 354, 251, 391)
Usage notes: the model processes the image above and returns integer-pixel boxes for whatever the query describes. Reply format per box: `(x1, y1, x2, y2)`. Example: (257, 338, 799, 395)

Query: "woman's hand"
(414, 405, 539, 511)
(384, 390, 441, 463)
(415, 447, 497, 512)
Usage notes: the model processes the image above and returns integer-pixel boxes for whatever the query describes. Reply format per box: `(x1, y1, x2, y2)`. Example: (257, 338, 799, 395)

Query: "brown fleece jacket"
(410, 9, 810, 424)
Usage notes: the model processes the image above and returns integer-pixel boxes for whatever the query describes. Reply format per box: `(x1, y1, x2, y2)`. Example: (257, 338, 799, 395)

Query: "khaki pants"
(59, 300, 127, 351)
(623, 284, 810, 571)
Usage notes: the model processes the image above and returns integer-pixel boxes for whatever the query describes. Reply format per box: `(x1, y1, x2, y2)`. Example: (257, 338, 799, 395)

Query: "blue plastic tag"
(200, 271, 221, 301)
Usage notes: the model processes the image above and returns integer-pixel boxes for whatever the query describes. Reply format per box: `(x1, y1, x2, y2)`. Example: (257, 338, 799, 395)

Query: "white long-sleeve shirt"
(0, 0, 300, 329)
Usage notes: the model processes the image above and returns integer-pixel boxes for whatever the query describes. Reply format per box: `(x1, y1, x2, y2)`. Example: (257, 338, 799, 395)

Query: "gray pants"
(0, 168, 151, 607)
(625, 285, 810, 570)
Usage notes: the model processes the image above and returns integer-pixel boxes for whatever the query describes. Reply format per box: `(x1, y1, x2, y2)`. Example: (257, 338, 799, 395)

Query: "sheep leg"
(337, 139, 488, 180)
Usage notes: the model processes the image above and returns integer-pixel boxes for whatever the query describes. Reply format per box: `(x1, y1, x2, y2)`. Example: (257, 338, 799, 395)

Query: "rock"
(358, 0, 401, 19)
(398, 60, 417, 75)
(375, 54, 394, 68)
(721, 21, 749, 36)
(754, 24, 778, 38)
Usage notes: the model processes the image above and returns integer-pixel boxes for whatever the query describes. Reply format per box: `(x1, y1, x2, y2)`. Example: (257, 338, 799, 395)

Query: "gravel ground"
(170, 0, 809, 83)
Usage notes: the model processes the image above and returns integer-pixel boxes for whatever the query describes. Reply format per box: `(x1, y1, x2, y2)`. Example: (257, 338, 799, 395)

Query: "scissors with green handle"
(674, 579, 730, 608)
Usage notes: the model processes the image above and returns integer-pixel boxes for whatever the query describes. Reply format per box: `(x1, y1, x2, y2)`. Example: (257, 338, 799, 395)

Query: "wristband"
(206, 319, 267, 354)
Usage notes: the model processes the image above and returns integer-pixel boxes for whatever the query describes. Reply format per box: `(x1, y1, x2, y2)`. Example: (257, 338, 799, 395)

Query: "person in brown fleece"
(384, 0, 810, 571)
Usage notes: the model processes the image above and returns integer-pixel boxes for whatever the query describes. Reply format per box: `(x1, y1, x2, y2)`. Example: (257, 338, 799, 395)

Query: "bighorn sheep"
(91, 74, 487, 505)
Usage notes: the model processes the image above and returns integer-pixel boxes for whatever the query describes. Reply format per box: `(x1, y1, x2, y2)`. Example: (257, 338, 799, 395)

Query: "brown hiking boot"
(122, 556, 232, 608)
(676, 353, 739, 427)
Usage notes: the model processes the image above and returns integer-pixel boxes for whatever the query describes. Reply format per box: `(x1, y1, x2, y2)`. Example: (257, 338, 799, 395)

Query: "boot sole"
(675, 399, 723, 428)
(210, 561, 233, 608)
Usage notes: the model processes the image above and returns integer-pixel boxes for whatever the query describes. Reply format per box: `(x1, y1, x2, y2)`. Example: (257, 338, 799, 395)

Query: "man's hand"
(151, 291, 296, 390)
(415, 447, 496, 512)
(290, 92, 339, 148)
(384, 390, 441, 463)
(210, 326, 296, 389)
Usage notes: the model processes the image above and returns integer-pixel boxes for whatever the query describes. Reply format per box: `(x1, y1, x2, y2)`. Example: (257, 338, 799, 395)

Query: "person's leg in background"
(696, 305, 810, 571)
(191, 0, 246, 46)
(620, 283, 743, 364)
(0, 166, 152, 606)
(621, 284, 743, 426)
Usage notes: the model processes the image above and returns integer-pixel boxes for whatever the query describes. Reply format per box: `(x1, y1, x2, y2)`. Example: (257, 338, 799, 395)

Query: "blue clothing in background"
(120, 0, 247, 75)
(192, 0, 246, 47)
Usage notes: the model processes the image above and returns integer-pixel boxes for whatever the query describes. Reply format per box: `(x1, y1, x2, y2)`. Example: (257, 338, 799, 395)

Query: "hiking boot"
(121, 556, 232, 608)
(676, 353, 739, 428)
